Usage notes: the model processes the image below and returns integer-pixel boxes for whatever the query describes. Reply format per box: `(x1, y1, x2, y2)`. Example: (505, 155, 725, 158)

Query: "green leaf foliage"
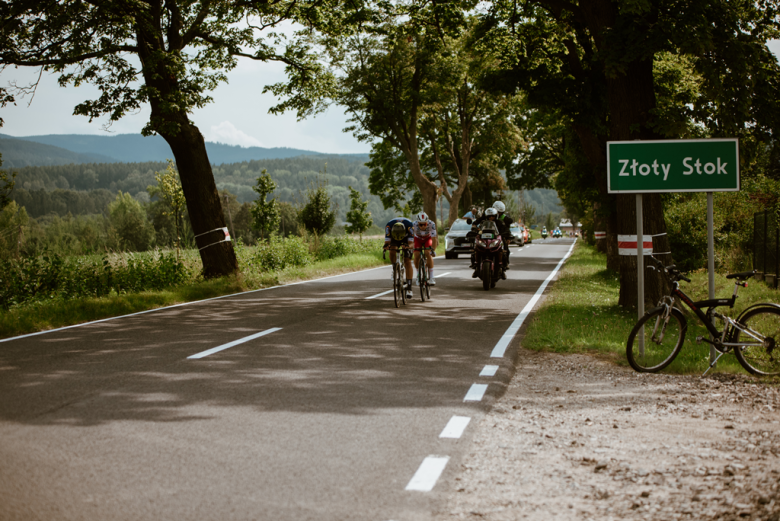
(251, 169, 281, 241)
(345, 186, 372, 237)
(298, 180, 336, 236)
(109, 192, 155, 252)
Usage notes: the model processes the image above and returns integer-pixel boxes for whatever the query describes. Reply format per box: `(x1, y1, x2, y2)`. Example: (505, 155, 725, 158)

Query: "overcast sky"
(1, 40, 779, 155)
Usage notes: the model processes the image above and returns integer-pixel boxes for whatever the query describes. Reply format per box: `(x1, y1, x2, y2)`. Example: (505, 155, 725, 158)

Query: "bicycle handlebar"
(648, 255, 690, 283)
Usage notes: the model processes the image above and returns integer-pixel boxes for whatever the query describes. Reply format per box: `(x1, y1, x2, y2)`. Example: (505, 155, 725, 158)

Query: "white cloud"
(207, 121, 264, 148)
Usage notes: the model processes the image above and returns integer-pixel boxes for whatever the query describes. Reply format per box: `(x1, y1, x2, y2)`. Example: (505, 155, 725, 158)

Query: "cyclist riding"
(384, 217, 414, 299)
(412, 211, 438, 286)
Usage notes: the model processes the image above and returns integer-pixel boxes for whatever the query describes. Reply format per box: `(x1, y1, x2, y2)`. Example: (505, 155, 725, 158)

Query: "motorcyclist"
(470, 201, 513, 279)
(472, 201, 513, 273)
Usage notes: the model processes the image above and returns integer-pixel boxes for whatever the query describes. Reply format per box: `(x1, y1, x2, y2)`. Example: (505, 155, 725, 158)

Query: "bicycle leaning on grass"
(383, 245, 409, 308)
(626, 255, 780, 376)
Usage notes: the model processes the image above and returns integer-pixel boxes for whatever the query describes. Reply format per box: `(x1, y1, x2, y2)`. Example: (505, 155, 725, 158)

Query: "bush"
(664, 175, 780, 273)
(315, 236, 378, 261)
(0, 250, 189, 309)
(250, 235, 312, 272)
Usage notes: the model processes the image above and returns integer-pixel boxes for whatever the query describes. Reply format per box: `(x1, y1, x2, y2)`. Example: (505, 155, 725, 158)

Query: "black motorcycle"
(467, 220, 506, 290)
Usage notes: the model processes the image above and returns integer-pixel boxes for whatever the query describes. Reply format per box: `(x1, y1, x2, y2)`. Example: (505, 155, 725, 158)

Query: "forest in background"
(11, 157, 562, 225)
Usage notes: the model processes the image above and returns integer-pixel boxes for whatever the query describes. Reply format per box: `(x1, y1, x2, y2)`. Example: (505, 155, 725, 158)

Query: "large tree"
(479, 0, 780, 306)
(420, 26, 524, 226)
(0, 0, 351, 276)
(326, 9, 444, 221)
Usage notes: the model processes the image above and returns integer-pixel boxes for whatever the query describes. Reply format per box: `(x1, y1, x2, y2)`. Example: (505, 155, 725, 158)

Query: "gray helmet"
(492, 201, 506, 213)
(485, 207, 498, 218)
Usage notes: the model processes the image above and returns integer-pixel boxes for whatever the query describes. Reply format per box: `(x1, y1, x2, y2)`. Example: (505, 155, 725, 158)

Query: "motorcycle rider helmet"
(391, 222, 407, 241)
(485, 207, 498, 218)
(492, 201, 506, 213)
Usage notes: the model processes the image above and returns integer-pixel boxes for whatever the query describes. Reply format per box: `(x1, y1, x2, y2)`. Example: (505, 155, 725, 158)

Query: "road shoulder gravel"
(434, 349, 780, 520)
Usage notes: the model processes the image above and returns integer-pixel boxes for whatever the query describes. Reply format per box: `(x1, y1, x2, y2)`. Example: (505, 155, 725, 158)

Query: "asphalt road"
(0, 239, 576, 521)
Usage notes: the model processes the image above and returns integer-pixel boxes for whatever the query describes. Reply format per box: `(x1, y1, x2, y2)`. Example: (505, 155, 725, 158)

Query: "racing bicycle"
(383, 245, 409, 308)
(626, 255, 780, 376)
(414, 246, 434, 302)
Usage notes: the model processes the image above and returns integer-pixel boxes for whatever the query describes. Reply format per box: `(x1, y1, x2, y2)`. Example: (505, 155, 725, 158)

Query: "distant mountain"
(1, 133, 363, 166)
(0, 135, 116, 167)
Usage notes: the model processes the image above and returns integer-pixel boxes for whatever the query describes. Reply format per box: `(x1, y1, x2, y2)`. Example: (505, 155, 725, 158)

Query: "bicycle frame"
(414, 246, 433, 282)
(663, 281, 767, 352)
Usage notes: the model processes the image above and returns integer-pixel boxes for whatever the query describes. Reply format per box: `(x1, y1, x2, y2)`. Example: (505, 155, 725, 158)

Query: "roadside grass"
(0, 238, 454, 340)
(0, 244, 394, 340)
(523, 242, 780, 375)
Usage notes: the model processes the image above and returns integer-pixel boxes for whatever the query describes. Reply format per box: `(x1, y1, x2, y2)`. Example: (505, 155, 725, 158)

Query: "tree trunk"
(605, 212, 619, 271)
(606, 58, 670, 307)
(161, 124, 239, 278)
(136, 21, 238, 278)
(616, 193, 671, 307)
(462, 185, 472, 214)
(404, 156, 438, 221)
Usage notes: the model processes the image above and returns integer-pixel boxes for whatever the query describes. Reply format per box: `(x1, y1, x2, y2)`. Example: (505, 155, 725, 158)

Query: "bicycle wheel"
(393, 264, 401, 308)
(732, 307, 780, 376)
(419, 261, 427, 302)
(399, 263, 407, 305)
(481, 260, 491, 291)
(626, 306, 687, 372)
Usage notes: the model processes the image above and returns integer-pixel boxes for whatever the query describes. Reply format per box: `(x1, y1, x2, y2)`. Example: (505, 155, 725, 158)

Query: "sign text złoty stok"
(607, 139, 739, 194)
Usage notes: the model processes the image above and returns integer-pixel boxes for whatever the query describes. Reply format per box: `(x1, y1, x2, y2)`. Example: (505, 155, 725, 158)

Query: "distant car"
(509, 223, 525, 246)
(444, 219, 475, 259)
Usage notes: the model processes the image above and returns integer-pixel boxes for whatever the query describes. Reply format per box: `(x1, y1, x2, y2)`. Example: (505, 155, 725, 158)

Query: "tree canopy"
(0, 0, 362, 276)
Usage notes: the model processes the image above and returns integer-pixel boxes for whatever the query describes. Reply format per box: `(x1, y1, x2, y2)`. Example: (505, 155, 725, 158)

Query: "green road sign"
(607, 139, 739, 193)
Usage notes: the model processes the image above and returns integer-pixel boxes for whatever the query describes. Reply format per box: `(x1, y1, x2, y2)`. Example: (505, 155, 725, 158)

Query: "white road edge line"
(480, 365, 499, 377)
(490, 239, 577, 358)
(187, 327, 282, 359)
(0, 265, 390, 344)
(440, 416, 471, 439)
(436, 272, 452, 278)
(464, 383, 488, 402)
(405, 456, 450, 491)
(366, 289, 394, 299)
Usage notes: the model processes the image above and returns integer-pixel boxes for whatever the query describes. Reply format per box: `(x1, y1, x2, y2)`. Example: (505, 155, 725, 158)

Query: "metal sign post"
(636, 194, 644, 357)
(607, 139, 740, 370)
(707, 192, 716, 364)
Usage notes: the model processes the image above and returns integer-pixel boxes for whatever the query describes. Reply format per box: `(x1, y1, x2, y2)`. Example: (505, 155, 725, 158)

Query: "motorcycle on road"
(468, 220, 506, 290)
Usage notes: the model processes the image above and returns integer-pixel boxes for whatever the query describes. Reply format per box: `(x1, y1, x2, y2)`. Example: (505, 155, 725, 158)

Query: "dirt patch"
(435, 350, 780, 520)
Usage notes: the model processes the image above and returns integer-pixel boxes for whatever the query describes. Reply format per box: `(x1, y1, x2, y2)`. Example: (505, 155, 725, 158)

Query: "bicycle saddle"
(726, 270, 756, 280)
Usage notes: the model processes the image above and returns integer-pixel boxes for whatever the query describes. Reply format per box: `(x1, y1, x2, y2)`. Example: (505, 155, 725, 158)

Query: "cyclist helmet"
(485, 207, 498, 218)
(391, 222, 407, 241)
(416, 211, 429, 223)
(492, 201, 506, 213)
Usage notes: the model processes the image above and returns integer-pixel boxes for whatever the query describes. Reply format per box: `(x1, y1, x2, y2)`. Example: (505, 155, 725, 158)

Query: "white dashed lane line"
(464, 383, 488, 402)
(365, 289, 394, 300)
(439, 416, 471, 439)
(405, 456, 450, 491)
(187, 327, 282, 359)
(480, 365, 499, 377)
